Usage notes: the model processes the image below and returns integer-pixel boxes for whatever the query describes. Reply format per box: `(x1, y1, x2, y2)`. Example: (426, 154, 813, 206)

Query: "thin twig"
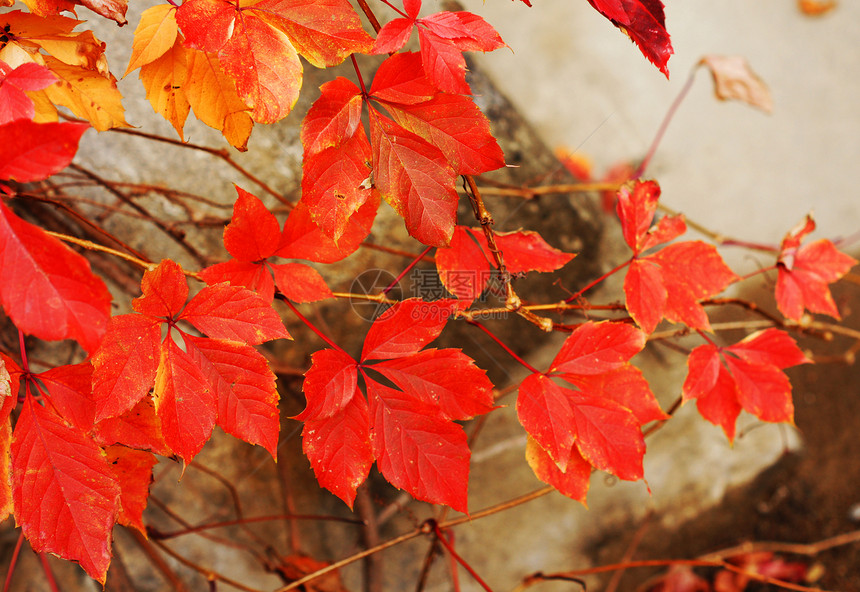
(43, 230, 153, 270)
(149, 539, 265, 592)
(106, 127, 291, 207)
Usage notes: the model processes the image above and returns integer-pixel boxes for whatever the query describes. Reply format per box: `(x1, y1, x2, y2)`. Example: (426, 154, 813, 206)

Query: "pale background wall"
(458, 0, 860, 272)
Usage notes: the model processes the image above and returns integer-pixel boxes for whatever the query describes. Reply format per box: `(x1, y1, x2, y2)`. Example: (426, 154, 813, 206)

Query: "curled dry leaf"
(699, 55, 773, 113)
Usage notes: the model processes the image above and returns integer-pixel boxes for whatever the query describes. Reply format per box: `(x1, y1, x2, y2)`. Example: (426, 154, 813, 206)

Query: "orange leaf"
(43, 56, 128, 131)
(184, 50, 254, 151)
(798, 0, 836, 16)
(125, 4, 180, 76)
(248, 0, 373, 68)
(139, 39, 191, 139)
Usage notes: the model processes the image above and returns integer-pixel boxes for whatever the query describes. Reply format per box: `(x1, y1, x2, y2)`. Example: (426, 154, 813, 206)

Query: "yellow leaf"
(0, 41, 37, 69)
(222, 111, 254, 152)
(31, 29, 110, 75)
(4, 10, 78, 38)
(25, 90, 60, 122)
(139, 40, 190, 140)
(43, 56, 129, 131)
(125, 5, 180, 76)
(184, 49, 253, 150)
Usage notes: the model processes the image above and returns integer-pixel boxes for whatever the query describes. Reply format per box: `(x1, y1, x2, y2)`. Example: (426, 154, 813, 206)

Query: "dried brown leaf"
(699, 55, 773, 113)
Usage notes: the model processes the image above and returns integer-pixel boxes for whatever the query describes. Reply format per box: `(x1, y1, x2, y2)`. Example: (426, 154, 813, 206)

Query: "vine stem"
(463, 175, 553, 331)
(431, 522, 495, 592)
(564, 258, 632, 303)
(43, 230, 155, 271)
(104, 127, 291, 207)
(466, 320, 542, 375)
(635, 65, 699, 178)
(2, 531, 24, 592)
(354, 0, 383, 32)
(524, 558, 831, 592)
(274, 486, 555, 591)
(17, 329, 29, 375)
(280, 297, 346, 353)
(38, 554, 60, 592)
(474, 181, 621, 198)
(384, 245, 433, 295)
(151, 514, 362, 540)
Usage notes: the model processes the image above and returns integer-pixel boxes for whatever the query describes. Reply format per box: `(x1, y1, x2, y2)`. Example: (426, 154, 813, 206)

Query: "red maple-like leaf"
(682, 328, 809, 441)
(517, 321, 663, 498)
(0, 201, 111, 353)
(0, 120, 89, 183)
(435, 226, 574, 306)
(0, 61, 57, 125)
(200, 186, 333, 303)
(617, 181, 738, 334)
(11, 396, 120, 583)
(517, 321, 662, 493)
(372, 0, 505, 94)
(92, 259, 288, 462)
(586, 0, 673, 77)
(775, 215, 857, 321)
(297, 299, 492, 510)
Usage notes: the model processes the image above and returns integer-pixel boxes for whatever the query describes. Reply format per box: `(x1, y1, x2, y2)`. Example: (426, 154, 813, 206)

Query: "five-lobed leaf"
(200, 186, 334, 302)
(93, 259, 289, 462)
(774, 216, 857, 321)
(682, 329, 808, 441)
(299, 299, 492, 510)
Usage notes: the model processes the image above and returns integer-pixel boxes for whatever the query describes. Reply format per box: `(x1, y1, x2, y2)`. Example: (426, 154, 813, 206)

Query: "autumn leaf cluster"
(0, 0, 857, 584)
